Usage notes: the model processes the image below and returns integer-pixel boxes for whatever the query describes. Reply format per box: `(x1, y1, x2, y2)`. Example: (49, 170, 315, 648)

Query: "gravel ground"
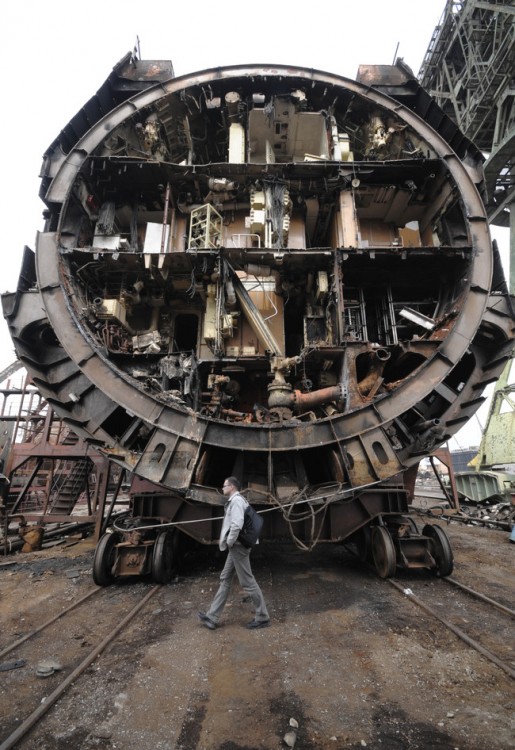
(0, 520, 513, 750)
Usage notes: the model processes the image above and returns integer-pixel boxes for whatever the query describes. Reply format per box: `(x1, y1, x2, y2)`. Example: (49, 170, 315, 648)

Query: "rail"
(0, 585, 160, 750)
(387, 578, 515, 681)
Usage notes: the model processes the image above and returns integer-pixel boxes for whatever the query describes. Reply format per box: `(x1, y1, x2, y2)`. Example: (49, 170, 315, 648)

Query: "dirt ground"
(0, 519, 514, 750)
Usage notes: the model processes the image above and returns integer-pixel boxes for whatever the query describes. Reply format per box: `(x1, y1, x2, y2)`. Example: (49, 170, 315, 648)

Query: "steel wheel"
(371, 526, 397, 578)
(92, 532, 120, 586)
(423, 524, 454, 577)
(152, 530, 177, 584)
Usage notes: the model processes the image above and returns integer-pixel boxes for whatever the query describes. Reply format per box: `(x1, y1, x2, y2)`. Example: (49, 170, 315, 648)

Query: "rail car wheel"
(93, 532, 120, 586)
(423, 524, 454, 577)
(371, 526, 397, 578)
(152, 530, 177, 584)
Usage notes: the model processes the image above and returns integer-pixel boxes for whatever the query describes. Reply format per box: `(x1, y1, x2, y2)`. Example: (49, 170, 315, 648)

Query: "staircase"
(48, 458, 91, 515)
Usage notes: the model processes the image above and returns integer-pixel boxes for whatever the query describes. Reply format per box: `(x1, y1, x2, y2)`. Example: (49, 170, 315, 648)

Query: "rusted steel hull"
(3, 58, 514, 568)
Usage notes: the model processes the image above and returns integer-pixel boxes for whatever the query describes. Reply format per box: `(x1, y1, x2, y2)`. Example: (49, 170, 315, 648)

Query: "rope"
(110, 478, 383, 549)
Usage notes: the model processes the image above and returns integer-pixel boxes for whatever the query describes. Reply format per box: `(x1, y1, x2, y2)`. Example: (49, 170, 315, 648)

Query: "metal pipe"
(161, 182, 171, 253)
(1, 520, 96, 554)
(293, 385, 343, 413)
(415, 418, 441, 432)
(357, 350, 391, 396)
(231, 272, 284, 356)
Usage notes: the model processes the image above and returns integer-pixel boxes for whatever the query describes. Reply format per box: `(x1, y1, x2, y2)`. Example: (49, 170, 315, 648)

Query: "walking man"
(198, 476, 270, 630)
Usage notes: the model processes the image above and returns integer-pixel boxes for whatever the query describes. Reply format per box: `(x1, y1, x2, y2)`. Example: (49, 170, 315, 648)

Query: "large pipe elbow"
(292, 385, 343, 413)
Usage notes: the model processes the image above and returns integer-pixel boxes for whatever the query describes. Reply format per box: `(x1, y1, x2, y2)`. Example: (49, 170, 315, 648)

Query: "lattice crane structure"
(419, 0, 515, 487)
(419, 0, 515, 279)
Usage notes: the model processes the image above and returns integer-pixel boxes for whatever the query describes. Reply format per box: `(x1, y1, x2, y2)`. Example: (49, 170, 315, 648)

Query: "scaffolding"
(419, 0, 515, 232)
(419, 0, 515, 479)
(0, 369, 127, 552)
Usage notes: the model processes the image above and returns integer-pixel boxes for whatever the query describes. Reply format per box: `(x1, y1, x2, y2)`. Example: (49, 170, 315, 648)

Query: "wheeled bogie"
(361, 517, 453, 578)
(93, 522, 180, 585)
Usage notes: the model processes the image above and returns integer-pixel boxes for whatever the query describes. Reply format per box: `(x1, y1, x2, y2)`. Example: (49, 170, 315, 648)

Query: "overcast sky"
(0, 0, 510, 448)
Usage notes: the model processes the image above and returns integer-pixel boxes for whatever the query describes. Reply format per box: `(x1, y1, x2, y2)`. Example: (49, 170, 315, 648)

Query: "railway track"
(0, 584, 160, 750)
(387, 575, 515, 681)
(1, 527, 513, 749)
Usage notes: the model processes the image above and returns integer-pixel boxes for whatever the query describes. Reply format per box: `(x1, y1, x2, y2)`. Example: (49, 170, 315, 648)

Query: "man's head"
(222, 476, 240, 497)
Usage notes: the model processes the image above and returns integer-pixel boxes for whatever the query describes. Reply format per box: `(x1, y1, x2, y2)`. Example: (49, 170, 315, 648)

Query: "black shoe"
(246, 619, 270, 629)
(198, 611, 217, 630)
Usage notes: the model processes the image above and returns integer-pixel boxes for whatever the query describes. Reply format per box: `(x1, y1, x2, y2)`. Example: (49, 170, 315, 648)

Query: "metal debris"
(0, 659, 26, 672)
(36, 658, 63, 678)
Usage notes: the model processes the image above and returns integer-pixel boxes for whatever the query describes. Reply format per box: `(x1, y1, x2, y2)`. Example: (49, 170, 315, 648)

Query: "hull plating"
(3, 59, 514, 544)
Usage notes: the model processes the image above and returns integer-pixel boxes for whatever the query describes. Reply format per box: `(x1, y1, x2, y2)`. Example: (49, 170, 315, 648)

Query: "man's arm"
(226, 495, 246, 547)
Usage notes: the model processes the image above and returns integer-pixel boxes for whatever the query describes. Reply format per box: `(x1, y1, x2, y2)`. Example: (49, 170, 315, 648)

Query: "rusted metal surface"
(2, 59, 515, 574)
(418, 0, 515, 229)
(0, 374, 118, 545)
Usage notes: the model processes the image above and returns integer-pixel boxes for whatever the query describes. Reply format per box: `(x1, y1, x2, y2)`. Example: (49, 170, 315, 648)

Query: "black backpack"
(238, 502, 264, 547)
